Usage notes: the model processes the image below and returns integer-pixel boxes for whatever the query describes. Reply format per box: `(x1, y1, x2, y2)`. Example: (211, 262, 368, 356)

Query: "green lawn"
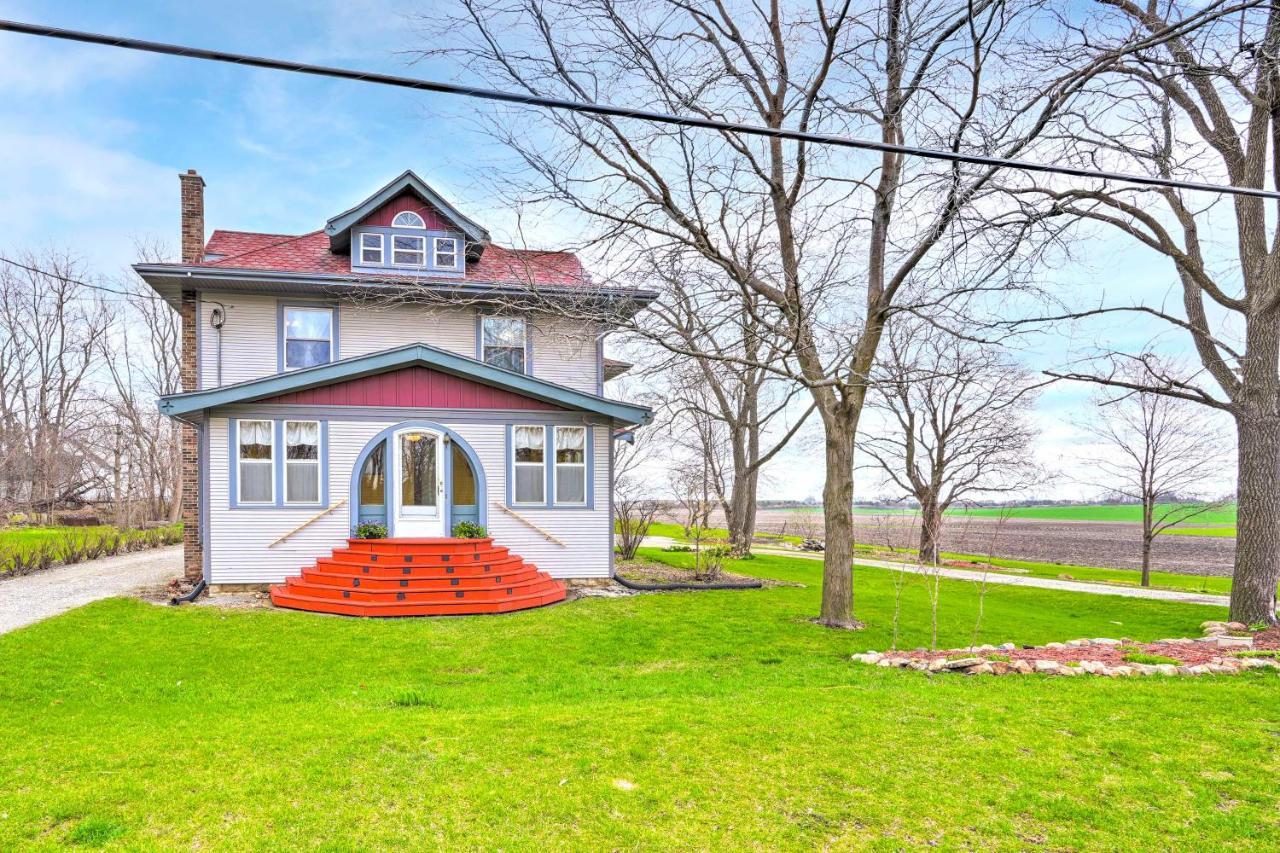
(1, 550, 1276, 849)
(846, 503, 1240, 536)
(0, 525, 117, 547)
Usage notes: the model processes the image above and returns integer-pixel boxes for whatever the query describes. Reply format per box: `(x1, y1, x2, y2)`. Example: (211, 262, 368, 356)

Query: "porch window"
(284, 420, 321, 504)
(359, 441, 386, 506)
(237, 420, 274, 504)
(512, 425, 545, 505)
(283, 306, 334, 370)
(392, 234, 426, 266)
(554, 426, 587, 505)
(482, 316, 527, 374)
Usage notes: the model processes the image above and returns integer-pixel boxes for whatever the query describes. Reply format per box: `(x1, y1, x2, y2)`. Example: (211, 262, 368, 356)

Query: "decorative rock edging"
(852, 621, 1280, 677)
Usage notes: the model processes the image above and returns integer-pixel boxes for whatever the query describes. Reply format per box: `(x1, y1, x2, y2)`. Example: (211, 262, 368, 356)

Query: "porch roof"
(157, 342, 653, 425)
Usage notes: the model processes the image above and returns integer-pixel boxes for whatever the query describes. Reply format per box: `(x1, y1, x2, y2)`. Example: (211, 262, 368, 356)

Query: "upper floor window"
(392, 210, 426, 228)
(434, 237, 458, 268)
(359, 233, 383, 265)
(283, 306, 334, 370)
(481, 316, 527, 373)
(392, 235, 426, 266)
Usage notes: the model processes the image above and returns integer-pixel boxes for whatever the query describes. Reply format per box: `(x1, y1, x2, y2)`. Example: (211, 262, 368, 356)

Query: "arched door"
(392, 427, 444, 537)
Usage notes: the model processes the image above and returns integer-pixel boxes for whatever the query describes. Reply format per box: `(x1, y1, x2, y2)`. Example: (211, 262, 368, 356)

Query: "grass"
(647, 520, 1233, 594)
(0, 548, 1277, 849)
(846, 503, 1240, 536)
(1122, 652, 1182, 666)
(0, 524, 183, 575)
(0, 525, 117, 548)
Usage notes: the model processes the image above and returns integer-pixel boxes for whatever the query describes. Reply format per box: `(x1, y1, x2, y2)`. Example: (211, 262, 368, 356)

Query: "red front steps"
(269, 537, 567, 617)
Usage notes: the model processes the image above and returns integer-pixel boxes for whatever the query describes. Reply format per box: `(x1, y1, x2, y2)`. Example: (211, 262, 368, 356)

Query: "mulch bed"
(616, 559, 779, 588)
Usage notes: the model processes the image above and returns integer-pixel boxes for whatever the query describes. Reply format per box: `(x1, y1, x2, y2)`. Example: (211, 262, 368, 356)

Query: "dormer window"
(392, 234, 426, 266)
(359, 233, 383, 264)
(392, 210, 426, 228)
(434, 237, 458, 268)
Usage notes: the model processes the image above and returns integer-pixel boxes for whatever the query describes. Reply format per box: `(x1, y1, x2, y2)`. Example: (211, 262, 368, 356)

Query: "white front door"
(392, 428, 445, 537)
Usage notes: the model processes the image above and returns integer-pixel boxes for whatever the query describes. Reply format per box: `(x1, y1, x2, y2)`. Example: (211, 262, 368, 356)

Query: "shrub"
(1123, 652, 1181, 666)
(451, 521, 487, 539)
(354, 523, 388, 540)
(695, 545, 730, 582)
(664, 544, 692, 553)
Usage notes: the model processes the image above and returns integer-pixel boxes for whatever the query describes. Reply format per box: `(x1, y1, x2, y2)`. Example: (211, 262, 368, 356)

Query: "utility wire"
(0, 254, 166, 303)
(1, 18, 1278, 201)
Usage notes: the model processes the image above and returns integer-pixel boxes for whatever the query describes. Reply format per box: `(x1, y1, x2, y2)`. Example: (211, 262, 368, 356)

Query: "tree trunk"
(818, 415, 861, 628)
(1232, 404, 1280, 624)
(1140, 537, 1152, 588)
(918, 498, 942, 565)
(1140, 497, 1152, 588)
(726, 467, 758, 557)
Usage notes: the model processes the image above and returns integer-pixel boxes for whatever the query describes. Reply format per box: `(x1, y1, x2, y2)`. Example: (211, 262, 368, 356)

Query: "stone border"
(851, 621, 1279, 677)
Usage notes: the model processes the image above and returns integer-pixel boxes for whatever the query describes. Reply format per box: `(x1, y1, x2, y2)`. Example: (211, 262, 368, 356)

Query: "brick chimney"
(179, 169, 206, 263)
(177, 169, 205, 583)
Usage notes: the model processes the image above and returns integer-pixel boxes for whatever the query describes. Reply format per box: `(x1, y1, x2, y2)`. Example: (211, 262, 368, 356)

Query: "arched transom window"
(391, 210, 426, 228)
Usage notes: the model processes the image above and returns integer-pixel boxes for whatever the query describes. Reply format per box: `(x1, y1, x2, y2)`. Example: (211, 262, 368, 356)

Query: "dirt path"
(0, 546, 181, 634)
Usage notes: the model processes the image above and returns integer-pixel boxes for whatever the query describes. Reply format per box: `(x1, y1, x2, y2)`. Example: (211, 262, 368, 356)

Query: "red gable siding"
(261, 366, 562, 410)
(358, 191, 454, 230)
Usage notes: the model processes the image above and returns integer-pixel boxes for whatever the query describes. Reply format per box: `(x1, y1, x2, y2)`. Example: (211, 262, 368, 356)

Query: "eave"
(157, 342, 654, 425)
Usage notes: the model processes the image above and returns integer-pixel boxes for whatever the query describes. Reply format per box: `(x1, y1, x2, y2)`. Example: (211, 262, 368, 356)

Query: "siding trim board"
(160, 342, 652, 424)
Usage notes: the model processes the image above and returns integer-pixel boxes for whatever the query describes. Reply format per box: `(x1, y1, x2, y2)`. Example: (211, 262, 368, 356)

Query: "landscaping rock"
(1215, 636, 1253, 649)
(969, 663, 995, 675)
(1033, 660, 1061, 673)
(1154, 665, 1178, 676)
(1090, 638, 1121, 645)
(997, 643, 1017, 651)
(1010, 660, 1032, 674)
(1200, 620, 1228, 631)
(1208, 664, 1237, 675)
(1066, 639, 1090, 647)
(1225, 621, 1249, 632)
(943, 657, 983, 670)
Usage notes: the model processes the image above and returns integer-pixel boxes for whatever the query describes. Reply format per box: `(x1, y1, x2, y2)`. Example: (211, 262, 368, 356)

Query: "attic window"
(392, 211, 426, 228)
(434, 236, 458, 268)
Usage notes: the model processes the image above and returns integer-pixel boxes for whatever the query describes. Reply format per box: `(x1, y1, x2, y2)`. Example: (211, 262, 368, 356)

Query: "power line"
(1, 18, 1277, 202)
(0, 254, 166, 303)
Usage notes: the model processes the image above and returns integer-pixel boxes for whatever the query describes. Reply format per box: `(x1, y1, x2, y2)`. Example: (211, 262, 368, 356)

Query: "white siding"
(340, 302, 476, 360)
(199, 292, 278, 388)
(532, 318, 599, 393)
(207, 415, 612, 584)
(196, 294, 602, 394)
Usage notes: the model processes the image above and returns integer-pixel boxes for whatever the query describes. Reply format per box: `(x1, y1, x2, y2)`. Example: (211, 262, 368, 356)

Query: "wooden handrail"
(269, 499, 348, 548)
(491, 501, 566, 546)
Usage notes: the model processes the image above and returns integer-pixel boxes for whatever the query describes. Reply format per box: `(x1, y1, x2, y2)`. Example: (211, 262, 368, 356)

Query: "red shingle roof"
(200, 229, 590, 289)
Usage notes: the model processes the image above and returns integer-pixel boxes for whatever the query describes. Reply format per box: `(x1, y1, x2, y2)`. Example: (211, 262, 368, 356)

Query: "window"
(392, 234, 426, 266)
(392, 210, 426, 228)
(237, 420, 274, 504)
(359, 232, 383, 264)
(283, 306, 333, 369)
(512, 425, 545, 505)
(359, 441, 385, 507)
(284, 421, 320, 504)
(554, 426, 587, 504)
(433, 236, 459, 269)
(482, 316, 527, 373)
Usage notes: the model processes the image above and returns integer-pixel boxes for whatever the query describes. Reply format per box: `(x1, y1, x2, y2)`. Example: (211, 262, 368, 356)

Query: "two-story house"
(141, 169, 653, 616)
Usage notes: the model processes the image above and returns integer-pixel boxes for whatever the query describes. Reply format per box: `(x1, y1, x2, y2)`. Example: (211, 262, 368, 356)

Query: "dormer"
(323, 170, 491, 277)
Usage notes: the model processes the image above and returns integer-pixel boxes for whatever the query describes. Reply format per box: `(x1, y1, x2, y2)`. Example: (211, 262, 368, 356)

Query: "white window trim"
(359, 232, 384, 264)
(392, 234, 426, 266)
(553, 426, 588, 506)
(482, 315, 528, 372)
(512, 425, 546, 506)
(392, 210, 426, 228)
(236, 419, 275, 505)
(283, 420, 321, 506)
(433, 236, 459, 268)
(283, 306, 334, 371)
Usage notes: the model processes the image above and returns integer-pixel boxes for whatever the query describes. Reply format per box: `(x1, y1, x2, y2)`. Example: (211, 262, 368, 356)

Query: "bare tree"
(613, 431, 660, 561)
(1081, 366, 1232, 587)
(1010, 0, 1280, 621)
(0, 249, 111, 519)
(419, 0, 1103, 628)
(644, 262, 814, 555)
(864, 323, 1045, 564)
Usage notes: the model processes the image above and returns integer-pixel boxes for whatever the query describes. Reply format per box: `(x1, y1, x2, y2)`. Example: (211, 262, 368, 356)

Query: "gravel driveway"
(0, 545, 181, 634)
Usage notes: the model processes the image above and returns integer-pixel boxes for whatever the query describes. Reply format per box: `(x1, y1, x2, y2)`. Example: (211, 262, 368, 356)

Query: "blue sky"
(0, 0, 1237, 501)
